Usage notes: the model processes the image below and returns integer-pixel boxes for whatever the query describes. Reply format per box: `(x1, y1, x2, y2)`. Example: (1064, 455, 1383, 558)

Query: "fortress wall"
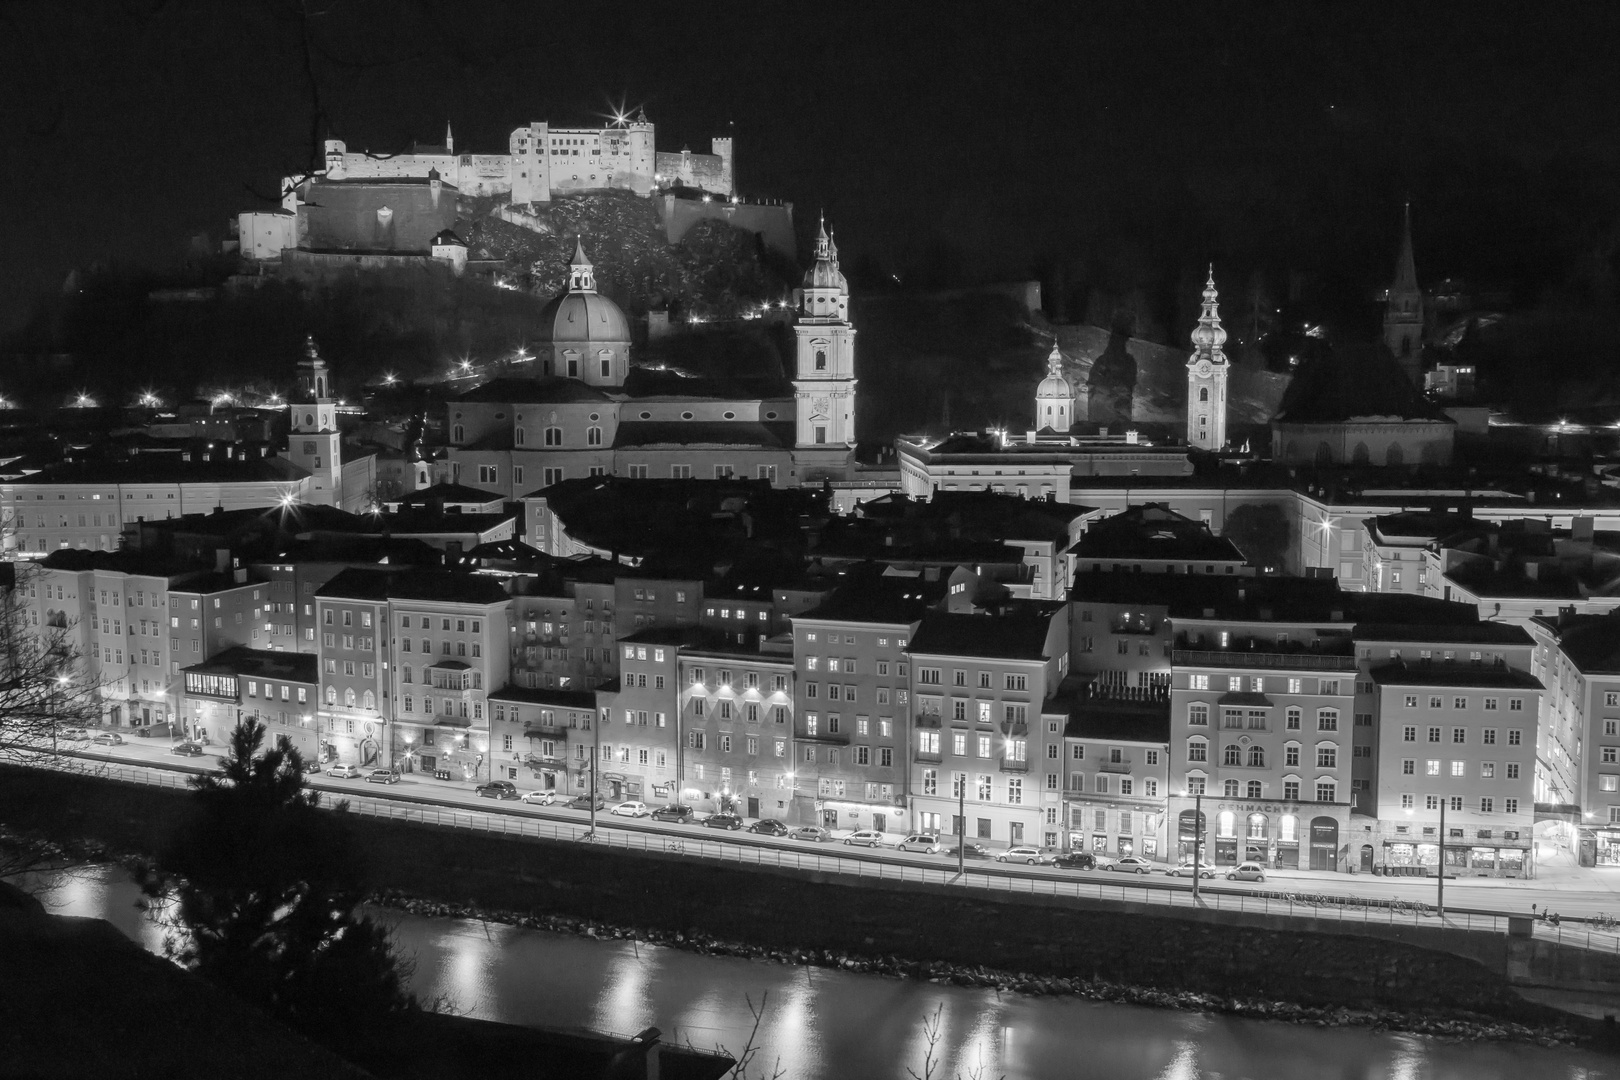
(657, 197, 796, 259)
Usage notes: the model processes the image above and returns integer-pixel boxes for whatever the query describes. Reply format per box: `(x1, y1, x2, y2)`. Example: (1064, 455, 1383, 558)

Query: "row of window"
(1397, 793, 1521, 814)
(1185, 777, 1338, 802)
(1188, 675, 1342, 694)
(915, 667, 1028, 689)
(1400, 726, 1522, 745)
(1187, 740, 1338, 769)
(1401, 694, 1524, 711)
(919, 771, 1031, 804)
(1189, 704, 1338, 731)
(1402, 759, 1521, 780)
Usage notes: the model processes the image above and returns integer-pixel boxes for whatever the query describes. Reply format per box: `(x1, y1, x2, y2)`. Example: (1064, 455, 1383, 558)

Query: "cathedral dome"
(537, 290, 631, 344)
(538, 238, 631, 344)
(1036, 345, 1073, 398)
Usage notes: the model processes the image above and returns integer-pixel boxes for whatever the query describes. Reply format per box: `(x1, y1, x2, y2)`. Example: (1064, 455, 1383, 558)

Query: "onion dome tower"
(1185, 267, 1229, 451)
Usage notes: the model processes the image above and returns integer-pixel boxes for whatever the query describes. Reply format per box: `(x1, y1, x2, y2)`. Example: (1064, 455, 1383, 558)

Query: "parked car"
(58, 727, 89, 741)
(997, 845, 1054, 865)
(944, 842, 993, 860)
(326, 762, 362, 778)
(304, 762, 322, 776)
(366, 769, 401, 785)
(1052, 851, 1097, 871)
(1227, 862, 1267, 882)
(567, 793, 607, 810)
(90, 731, 124, 746)
(704, 813, 745, 831)
(843, 829, 885, 847)
(133, 722, 177, 739)
(520, 790, 556, 805)
(610, 801, 651, 818)
(1167, 860, 1217, 879)
(1105, 855, 1155, 874)
(896, 834, 942, 854)
(475, 780, 519, 800)
(651, 804, 694, 823)
(169, 742, 206, 758)
(788, 825, 834, 843)
(746, 818, 788, 836)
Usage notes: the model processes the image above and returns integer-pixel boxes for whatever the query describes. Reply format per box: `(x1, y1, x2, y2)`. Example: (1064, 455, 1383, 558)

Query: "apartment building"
(1053, 684, 1170, 857)
(789, 573, 942, 831)
(680, 639, 796, 820)
(1167, 582, 1358, 870)
(1068, 571, 1178, 693)
(907, 602, 1070, 848)
(180, 647, 319, 759)
(507, 572, 618, 691)
(487, 685, 593, 792)
(602, 629, 690, 803)
(1369, 662, 1541, 877)
(1530, 612, 1620, 865)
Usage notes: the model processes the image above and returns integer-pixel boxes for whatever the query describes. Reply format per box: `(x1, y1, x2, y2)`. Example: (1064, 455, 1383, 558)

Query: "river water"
(29, 864, 1619, 1080)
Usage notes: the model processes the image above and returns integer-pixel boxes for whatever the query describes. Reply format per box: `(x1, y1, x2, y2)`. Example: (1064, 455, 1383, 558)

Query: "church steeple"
(445, 122, 454, 154)
(1035, 343, 1077, 433)
(568, 237, 596, 293)
(1385, 201, 1425, 386)
(792, 217, 858, 481)
(1186, 266, 1229, 451)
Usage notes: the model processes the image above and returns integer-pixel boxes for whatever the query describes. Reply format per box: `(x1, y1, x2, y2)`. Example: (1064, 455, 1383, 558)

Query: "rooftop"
(488, 684, 597, 710)
(317, 568, 510, 606)
(1368, 660, 1545, 690)
(182, 646, 318, 685)
(1073, 503, 1248, 563)
(908, 603, 1064, 661)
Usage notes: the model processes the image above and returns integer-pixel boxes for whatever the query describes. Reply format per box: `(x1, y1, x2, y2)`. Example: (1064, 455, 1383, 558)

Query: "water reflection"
(23, 864, 1620, 1080)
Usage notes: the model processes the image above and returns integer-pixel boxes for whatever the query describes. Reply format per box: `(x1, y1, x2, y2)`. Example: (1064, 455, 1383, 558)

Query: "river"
(28, 864, 1619, 1080)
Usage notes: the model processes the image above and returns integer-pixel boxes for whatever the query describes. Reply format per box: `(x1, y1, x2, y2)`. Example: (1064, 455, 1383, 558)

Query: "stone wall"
(657, 197, 796, 260)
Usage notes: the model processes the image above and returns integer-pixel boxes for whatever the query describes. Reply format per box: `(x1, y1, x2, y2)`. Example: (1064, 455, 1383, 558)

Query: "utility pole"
(1191, 789, 1204, 903)
(958, 773, 966, 876)
(589, 707, 599, 839)
(1437, 797, 1446, 919)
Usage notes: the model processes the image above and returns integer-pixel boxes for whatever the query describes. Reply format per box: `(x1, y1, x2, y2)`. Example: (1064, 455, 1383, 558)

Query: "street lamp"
(1188, 787, 1204, 903)
(1406, 800, 1447, 919)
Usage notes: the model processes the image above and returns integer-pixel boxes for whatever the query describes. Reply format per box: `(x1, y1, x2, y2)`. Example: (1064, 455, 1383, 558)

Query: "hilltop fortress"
(282, 108, 733, 211)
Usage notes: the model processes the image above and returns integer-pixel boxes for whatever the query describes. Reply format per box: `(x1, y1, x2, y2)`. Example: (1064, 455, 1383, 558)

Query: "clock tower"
(1185, 267, 1229, 452)
(792, 217, 857, 481)
(286, 335, 343, 506)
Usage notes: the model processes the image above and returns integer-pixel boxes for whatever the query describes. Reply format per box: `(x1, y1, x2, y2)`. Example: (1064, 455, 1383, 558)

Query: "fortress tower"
(509, 122, 552, 205)
(792, 218, 857, 481)
(1185, 267, 1229, 452)
(1385, 202, 1425, 387)
(627, 108, 656, 194)
(286, 336, 343, 506)
(711, 136, 735, 196)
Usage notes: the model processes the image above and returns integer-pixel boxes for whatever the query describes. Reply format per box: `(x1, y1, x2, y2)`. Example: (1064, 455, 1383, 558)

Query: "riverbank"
(0, 764, 1605, 1051)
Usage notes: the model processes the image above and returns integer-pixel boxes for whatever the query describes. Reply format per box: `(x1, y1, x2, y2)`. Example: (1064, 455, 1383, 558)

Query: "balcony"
(1099, 758, 1133, 773)
(999, 756, 1029, 772)
(1172, 648, 1356, 672)
(914, 750, 942, 764)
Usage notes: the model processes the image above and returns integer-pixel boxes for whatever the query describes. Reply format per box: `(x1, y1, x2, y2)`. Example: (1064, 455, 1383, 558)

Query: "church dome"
(803, 219, 849, 293)
(1036, 345, 1073, 397)
(538, 237, 631, 344)
(538, 290, 631, 344)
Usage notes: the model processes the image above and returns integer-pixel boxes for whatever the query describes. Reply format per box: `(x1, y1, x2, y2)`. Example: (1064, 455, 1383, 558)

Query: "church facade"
(446, 225, 856, 497)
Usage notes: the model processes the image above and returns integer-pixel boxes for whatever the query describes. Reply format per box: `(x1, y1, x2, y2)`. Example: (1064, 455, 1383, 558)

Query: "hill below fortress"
(3, 188, 1289, 444)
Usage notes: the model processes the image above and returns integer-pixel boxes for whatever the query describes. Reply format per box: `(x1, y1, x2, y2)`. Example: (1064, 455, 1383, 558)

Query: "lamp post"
(1437, 797, 1447, 920)
(1191, 789, 1204, 903)
(588, 708, 599, 839)
(958, 772, 967, 876)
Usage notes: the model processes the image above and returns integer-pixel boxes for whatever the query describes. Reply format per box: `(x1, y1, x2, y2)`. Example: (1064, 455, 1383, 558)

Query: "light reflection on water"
(21, 865, 1620, 1080)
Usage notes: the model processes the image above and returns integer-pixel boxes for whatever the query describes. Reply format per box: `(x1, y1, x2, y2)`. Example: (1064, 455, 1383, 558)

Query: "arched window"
(515, 427, 525, 446)
(325, 686, 336, 705)
(1223, 779, 1240, 798)
(452, 425, 464, 443)
(1186, 738, 1207, 762)
(544, 427, 563, 446)
(1317, 709, 1338, 732)
(1279, 815, 1299, 842)
(1217, 809, 1237, 836)
(362, 690, 375, 710)
(1352, 442, 1370, 465)
(586, 426, 603, 446)
(1199, 387, 1209, 402)
(1247, 746, 1266, 767)
(1247, 811, 1267, 837)
(1386, 442, 1405, 467)
(401, 665, 412, 684)
(343, 688, 355, 708)
(1316, 743, 1338, 768)
(599, 351, 613, 378)
(1223, 744, 1242, 766)
(815, 348, 827, 371)
(1285, 707, 1302, 730)
(1247, 781, 1263, 800)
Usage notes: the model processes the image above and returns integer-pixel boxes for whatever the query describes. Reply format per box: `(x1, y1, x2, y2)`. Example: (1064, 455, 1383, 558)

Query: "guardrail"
(20, 750, 1620, 955)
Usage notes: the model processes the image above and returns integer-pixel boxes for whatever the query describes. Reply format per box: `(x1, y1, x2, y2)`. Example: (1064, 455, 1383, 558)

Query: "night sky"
(3, 1, 1617, 338)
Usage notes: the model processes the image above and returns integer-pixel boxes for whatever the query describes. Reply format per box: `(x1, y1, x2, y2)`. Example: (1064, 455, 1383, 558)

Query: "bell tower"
(1035, 344, 1077, 433)
(1385, 201, 1425, 387)
(792, 217, 857, 482)
(1185, 267, 1229, 452)
(286, 335, 343, 506)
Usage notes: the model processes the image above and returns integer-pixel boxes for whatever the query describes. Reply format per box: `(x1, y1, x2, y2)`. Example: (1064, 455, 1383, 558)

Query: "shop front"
(1382, 840, 1531, 878)
(1175, 797, 1334, 870)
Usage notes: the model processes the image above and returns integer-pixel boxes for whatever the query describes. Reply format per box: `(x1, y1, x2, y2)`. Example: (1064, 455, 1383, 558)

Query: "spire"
(828, 229, 840, 268)
(1046, 343, 1064, 378)
(1392, 200, 1418, 293)
(568, 237, 596, 292)
(1189, 265, 1227, 362)
(445, 121, 454, 154)
(814, 212, 830, 261)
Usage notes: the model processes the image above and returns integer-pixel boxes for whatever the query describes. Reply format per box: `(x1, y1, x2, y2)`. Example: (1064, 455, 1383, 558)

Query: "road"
(35, 735, 1620, 934)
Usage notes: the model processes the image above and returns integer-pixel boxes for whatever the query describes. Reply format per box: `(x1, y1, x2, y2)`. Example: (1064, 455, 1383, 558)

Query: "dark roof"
(454, 377, 614, 405)
(611, 420, 794, 449)
(10, 455, 306, 485)
(183, 646, 317, 684)
(1354, 622, 1532, 646)
(395, 481, 505, 506)
(796, 573, 947, 626)
(317, 568, 510, 605)
(1368, 660, 1544, 690)
(488, 685, 596, 710)
(1062, 697, 1172, 743)
(908, 604, 1064, 661)
(38, 548, 197, 579)
(1537, 614, 1620, 674)
(1274, 343, 1454, 424)
(380, 509, 514, 534)
(1073, 503, 1248, 562)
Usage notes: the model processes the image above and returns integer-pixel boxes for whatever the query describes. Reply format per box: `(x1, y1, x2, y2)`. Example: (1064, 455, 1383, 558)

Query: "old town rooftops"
(487, 685, 596, 710)
(796, 573, 948, 626)
(1072, 503, 1248, 562)
(1353, 622, 1532, 646)
(1532, 612, 1620, 674)
(1368, 660, 1545, 690)
(317, 567, 509, 606)
(907, 602, 1064, 661)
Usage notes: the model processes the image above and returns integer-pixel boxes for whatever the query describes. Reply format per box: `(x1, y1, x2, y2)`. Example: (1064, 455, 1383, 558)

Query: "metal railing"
(1173, 649, 1358, 671)
(21, 749, 1620, 956)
